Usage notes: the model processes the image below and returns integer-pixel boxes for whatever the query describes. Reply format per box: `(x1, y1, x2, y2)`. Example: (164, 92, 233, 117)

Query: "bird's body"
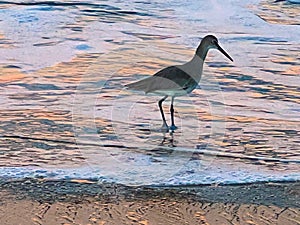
(126, 35, 233, 131)
(127, 64, 200, 96)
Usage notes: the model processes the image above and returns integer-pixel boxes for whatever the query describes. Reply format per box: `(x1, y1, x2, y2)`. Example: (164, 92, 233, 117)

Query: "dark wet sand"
(0, 179, 299, 225)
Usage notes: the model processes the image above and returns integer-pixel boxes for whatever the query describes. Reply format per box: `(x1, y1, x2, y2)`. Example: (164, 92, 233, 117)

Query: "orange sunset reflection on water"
(0, 0, 299, 183)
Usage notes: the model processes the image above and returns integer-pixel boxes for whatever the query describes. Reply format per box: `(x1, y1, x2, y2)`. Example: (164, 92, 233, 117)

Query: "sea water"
(0, 0, 299, 186)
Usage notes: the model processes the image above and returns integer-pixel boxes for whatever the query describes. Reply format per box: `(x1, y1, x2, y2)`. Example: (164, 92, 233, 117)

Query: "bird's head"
(198, 35, 233, 62)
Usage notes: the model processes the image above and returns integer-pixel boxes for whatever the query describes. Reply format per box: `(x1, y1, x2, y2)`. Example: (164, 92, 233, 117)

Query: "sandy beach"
(0, 179, 299, 224)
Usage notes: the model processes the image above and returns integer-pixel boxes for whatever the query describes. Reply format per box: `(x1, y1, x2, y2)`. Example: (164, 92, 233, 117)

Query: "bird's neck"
(179, 43, 209, 83)
(195, 43, 209, 61)
(178, 51, 205, 83)
(189, 50, 205, 70)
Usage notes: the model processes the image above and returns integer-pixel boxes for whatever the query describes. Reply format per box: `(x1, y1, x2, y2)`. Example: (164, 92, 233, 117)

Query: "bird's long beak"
(217, 43, 233, 62)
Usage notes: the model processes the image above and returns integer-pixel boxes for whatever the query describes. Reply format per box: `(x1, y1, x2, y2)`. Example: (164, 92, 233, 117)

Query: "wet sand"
(0, 179, 299, 224)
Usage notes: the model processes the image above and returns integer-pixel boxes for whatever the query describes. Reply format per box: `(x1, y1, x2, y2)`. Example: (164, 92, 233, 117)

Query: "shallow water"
(0, 0, 299, 186)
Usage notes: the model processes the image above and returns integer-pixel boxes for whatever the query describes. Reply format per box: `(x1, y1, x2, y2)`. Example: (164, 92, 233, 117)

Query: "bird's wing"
(126, 66, 194, 93)
(147, 66, 196, 93)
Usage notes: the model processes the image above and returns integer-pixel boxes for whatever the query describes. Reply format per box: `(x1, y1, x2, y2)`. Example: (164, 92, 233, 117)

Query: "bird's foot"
(169, 125, 178, 131)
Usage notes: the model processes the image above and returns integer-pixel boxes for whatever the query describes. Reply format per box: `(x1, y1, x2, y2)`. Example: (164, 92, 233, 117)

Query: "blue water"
(0, 0, 299, 186)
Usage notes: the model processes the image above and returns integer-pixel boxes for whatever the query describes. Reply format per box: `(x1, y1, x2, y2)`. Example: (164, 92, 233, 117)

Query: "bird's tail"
(125, 78, 150, 92)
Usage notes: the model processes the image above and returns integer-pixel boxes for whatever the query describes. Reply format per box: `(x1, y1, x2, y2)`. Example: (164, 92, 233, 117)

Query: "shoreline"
(0, 179, 299, 224)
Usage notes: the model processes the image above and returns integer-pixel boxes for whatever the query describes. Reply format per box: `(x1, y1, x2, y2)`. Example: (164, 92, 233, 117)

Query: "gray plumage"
(126, 66, 198, 95)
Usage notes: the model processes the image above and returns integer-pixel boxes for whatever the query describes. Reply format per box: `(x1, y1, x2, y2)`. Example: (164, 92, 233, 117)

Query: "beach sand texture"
(0, 180, 299, 225)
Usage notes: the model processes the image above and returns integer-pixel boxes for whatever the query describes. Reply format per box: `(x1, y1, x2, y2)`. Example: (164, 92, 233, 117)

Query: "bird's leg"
(158, 96, 168, 130)
(170, 96, 178, 130)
